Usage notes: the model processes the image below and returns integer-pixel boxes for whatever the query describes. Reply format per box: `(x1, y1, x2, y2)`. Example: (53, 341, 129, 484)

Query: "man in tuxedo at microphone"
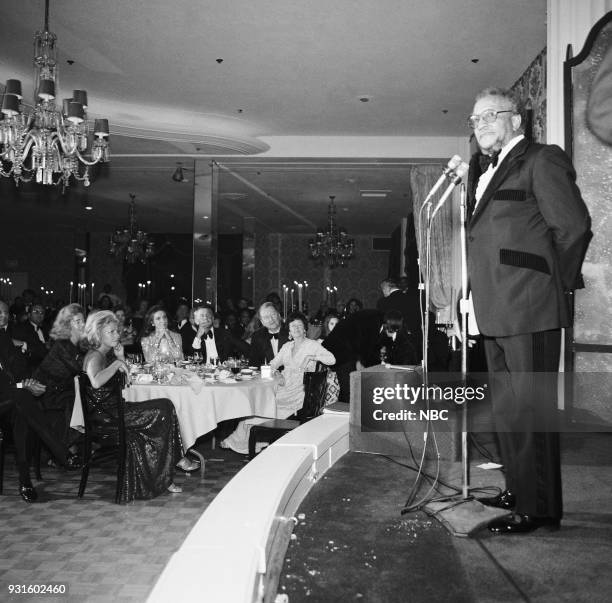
(466, 87, 591, 534)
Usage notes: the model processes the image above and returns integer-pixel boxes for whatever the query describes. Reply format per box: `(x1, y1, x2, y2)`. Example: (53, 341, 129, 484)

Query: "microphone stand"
(458, 184, 470, 499)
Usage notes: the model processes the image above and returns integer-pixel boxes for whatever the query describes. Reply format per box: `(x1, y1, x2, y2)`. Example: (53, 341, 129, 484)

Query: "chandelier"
(0, 0, 110, 190)
(308, 195, 355, 268)
(109, 194, 154, 264)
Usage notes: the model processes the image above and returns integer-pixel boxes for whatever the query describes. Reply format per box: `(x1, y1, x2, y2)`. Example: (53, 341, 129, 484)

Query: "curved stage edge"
(147, 412, 350, 603)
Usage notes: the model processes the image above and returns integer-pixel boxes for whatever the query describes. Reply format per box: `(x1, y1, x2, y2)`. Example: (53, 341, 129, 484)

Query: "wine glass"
(229, 357, 240, 376)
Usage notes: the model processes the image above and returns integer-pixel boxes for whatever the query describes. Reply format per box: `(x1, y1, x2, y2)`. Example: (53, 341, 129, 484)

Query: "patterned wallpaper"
(511, 47, 547, 142)
(254, 233, 389, 313)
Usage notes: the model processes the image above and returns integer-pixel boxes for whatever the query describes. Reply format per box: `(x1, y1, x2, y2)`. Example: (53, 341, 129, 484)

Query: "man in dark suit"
(12, 303, 48, 371)
(322, 309, 385, 403)
(189, 305, 249, 363)
(377, 310, 420, 366)
(466, 88, 592, 534)
(376, 278, 422, 338)
(0, 300, 76, 502)
(248, 302, 289, 367)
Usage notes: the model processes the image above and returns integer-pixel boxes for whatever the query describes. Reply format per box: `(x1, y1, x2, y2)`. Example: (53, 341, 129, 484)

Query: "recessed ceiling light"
(358, 95, 372, 103)
(202, 215, 209, 219)
(360, 190, 391, 198)
(84, 205, 93, 210)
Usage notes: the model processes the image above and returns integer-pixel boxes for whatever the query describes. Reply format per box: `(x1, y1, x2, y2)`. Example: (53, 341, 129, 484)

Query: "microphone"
(430, 162, 469, 218)
(422, 155, 463, 206)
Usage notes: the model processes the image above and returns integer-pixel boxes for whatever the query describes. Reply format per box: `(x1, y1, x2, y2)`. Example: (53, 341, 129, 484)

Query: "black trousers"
(484, 329, 562, 519)
(0, 388, 68, 486)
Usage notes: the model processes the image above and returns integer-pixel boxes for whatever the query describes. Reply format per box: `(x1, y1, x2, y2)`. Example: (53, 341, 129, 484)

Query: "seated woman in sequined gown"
(82, 310, 185, 500)
(139, 305, 184, 364)
(33, 303, 86, 452)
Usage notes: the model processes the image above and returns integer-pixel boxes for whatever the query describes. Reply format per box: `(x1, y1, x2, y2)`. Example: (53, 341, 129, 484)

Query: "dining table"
(123, 375, 279, 451)
(70, 373, 280, 454)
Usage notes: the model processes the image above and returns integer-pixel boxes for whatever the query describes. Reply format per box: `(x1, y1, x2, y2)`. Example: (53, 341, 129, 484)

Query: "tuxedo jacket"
(179, 322, 198, 356)
(0, 329, 29, 395)
(183, 325, 250, 362)
(322, 309, 385, 368)
(376, 289, 422, 335)
(12, 321, 48, 368)
(249, 326, 289, 366)
(467, 139, 592, 337)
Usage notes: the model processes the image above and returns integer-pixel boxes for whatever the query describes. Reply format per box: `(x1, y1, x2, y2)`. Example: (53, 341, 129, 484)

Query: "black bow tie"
(270, 333, 279, 340)
(478, 150, 501, 171)
(204, 331, 214, 339)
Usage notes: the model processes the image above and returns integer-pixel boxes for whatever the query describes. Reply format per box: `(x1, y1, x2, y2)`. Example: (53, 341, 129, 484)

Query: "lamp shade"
(62, 98, 73, 116)
(1, 93, 20, 116)
(94, 118, 109, 137)
(37, 79, 56, 101)
(66, 101, 85, 124)
(72, 89, 88, 109)
(5, 79, 22, 99)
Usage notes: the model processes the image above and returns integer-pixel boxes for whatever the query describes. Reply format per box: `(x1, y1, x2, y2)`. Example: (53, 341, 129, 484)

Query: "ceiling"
(0, 0, 547, 235)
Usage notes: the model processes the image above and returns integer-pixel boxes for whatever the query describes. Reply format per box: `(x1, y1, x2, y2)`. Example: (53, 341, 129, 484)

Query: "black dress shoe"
(19, 484, 38, 503)
(478, 489, 516, 510)
(488, 513, 560, 534)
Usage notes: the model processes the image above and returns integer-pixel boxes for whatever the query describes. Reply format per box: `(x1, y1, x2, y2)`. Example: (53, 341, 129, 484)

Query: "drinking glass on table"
(228, 357, 241, 376)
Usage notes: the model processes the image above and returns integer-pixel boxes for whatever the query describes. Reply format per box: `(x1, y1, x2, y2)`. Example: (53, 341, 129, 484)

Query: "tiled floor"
(0, 446, 248, 602)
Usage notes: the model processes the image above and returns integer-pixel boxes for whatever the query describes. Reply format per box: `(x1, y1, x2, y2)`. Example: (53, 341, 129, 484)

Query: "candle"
(290, 288, 294, 312)
(282, 285, 288, 322)
(69, 281, 73, 304)
(147, 280, 152, 299)
(298, 283, 303, 312)
(90, 282, 95, 307)
(304, 282, 309, 313)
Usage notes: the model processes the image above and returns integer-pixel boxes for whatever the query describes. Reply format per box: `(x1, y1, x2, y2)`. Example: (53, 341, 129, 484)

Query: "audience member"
(140, 306, 184, 363)
(221, 312, 335, 454)
(34, 304, 86, 451)
(1, 300, 80, 503)
(249, 302, 289, 366)
(322, 309, 385, 403)
(12, 302, 49, 371)
(376, 277, 422, 337)
(82, 310, 186, 500)
(344, 298, 363, 317)
(174, 300, 190, 331)
(377, 310, 420, 365)
(189, 305, 249, 362)
(97, 283, 122, 308)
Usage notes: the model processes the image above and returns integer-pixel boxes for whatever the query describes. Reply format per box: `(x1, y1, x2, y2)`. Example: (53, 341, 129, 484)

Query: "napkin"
(186, 375, 204, 394)
(135, 374, 153, 384)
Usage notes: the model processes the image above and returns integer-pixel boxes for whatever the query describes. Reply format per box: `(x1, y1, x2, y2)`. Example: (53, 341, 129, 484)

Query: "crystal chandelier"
(308, 195, 355, 268)
(109, 194, 155, 264)
(0, 0, 110, 190)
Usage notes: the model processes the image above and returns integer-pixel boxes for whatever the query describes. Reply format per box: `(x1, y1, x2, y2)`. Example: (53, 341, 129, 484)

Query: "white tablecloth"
(123, 377, 278, 450)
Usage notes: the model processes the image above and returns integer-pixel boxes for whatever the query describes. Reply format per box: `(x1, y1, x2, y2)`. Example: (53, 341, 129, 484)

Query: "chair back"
(77, 372, 127, 503)
(297, 362, 328, 423)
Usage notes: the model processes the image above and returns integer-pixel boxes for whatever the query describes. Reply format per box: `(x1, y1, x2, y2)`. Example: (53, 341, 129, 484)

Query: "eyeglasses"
(467, 109, 514, 129)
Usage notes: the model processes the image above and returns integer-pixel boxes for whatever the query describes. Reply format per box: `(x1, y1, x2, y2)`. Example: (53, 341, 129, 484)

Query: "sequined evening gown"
(83, 371, 182, 502)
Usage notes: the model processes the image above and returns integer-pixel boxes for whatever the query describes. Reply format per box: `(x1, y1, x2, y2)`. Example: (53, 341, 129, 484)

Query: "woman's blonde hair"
(84, 310, 118, 349)
(49, 303, 84, 340)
